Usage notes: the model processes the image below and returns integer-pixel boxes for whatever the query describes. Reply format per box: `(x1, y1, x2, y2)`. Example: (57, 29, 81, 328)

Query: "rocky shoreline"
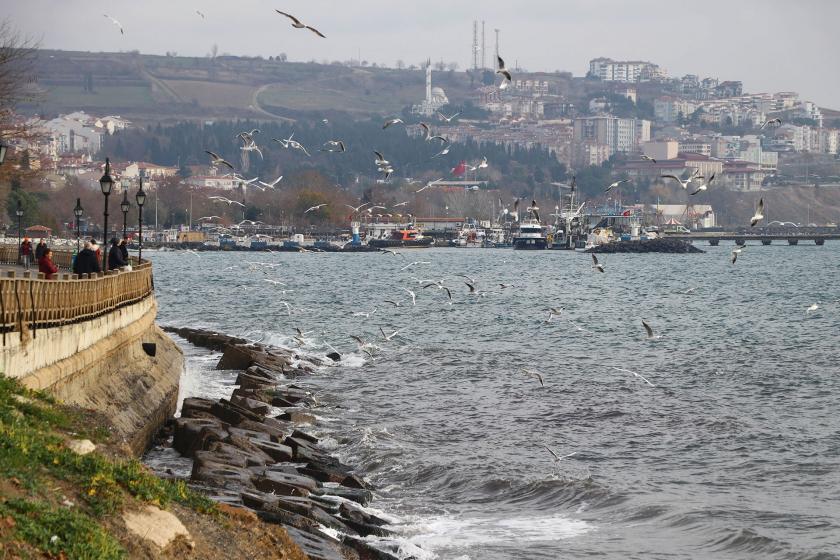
(585, 238, 705, 254)
(158, 327, 403, 560)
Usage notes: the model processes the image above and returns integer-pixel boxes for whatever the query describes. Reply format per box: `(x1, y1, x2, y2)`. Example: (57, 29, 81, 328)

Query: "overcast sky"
(8, 0, 839, 108)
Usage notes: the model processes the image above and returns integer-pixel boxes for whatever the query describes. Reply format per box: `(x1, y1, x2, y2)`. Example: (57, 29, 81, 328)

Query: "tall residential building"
(654, 97, 698, 123)
(588, 58, 665, 83)
(573, 116, 651, 154)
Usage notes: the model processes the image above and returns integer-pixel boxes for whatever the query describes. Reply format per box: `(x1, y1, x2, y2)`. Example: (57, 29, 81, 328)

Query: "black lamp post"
(120, 188, 131, 240)
(136, 178, 146, 262)
(99, 158, 115, 270)
(73, 198, 84, 253)
(15, 200, 23, 263)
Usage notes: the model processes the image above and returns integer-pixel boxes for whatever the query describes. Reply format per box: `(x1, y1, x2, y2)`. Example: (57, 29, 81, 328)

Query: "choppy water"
(147, 244, 840, 559)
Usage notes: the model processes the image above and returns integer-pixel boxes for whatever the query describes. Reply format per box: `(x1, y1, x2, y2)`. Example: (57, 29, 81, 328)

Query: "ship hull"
(513, 237, 548, 250)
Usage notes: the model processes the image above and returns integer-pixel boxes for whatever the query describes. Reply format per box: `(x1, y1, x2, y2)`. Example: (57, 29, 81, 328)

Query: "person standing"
(119, 237, 129, 263)
(90, 238, 101, 267)
(38, 248, 59, 280)
(19, 237, 32, 270)
(73, 241, 100, 276)
(107, 238, 127, 270)
(34, 239, 48, 261)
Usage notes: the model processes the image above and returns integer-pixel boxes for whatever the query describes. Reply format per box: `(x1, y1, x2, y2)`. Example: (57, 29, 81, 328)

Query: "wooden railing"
(0, 248, 153, 342)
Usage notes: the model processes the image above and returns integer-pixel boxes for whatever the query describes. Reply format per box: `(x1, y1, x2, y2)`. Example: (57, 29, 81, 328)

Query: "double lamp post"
(96, 158, 148, 268)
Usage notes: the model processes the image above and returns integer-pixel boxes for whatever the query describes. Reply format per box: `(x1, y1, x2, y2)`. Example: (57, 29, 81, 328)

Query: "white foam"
(394, 513, 594, 553)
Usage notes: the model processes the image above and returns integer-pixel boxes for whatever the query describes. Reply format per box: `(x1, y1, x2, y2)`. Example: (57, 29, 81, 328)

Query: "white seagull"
(205, 150, 234, 170)
(383, 118, 405, 129)
(806, 303, 820, 314)
(401, 287, 417, 305)
(750, 198, 764, 227)
(543, 445, 577, 462)
(690, 173, 715, 196)
(496, 55, 512, 89)
(661, 174, 693, 190)
(275, 10, 326, 38)
(103, 15, 124, 35)
(591, 253, 605, 273)
(322, 140, 346, 153)
(208, 196, 245, 207)
(304, 204, 327, 214)
(437, 111, 461, 123)
(604, 179, 630, 193)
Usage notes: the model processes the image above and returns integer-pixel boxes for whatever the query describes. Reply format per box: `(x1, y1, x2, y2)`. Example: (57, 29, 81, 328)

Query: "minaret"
(426, 63, 432, 103)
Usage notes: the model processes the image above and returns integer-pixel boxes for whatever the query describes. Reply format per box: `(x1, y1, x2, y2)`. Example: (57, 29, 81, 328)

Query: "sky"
(7, 0, 839, 108)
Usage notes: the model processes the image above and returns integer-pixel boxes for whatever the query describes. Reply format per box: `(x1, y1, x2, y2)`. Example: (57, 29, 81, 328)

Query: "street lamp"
(73, 198, 84, 253)
(15, 200, 23, 263)
(135, 178, 146, 262)
(99, 158, 115, 270)
(120, 189, 131, 240)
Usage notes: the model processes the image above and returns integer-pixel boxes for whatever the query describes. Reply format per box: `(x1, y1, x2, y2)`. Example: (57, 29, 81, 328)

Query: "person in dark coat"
(34, 239, 48, 261)
(119, 237, 129, 263)
(38, 248, 59, 280)
(107, 238, 127, 270)
(19, 237, 32, 269)
(73, 241, 101, 276)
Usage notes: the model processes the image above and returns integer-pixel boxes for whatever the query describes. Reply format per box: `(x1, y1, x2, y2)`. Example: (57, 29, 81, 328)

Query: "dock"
(665, 227, 840, 246)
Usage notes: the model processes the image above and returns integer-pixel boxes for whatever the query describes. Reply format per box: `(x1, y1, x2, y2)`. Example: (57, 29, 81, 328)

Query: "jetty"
(665, 226, 840, 246)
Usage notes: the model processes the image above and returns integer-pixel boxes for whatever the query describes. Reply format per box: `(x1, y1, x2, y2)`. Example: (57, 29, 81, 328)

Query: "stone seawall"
(2, 297, 183, 456)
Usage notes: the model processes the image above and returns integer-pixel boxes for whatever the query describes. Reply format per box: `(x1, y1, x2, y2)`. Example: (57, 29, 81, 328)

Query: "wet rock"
(317, 485, 373, 506)
(343, 535, 402, 560)
(278, 410, 318, 425)
(282, 526, 345, 560)
(209, 399, 264, 425)
(326, 352, 341, 362)
(235, 419, 290, 443)
(249, 439, 293, 462)
(340, 501, 389, 527)
(180, 397, 215, 417)
(252, 471, 314, 497)
(234, 372, 278, 391)
(246, 365, 280, 380)
(191, 459, 254, 491)
(227, 426, 271, 441)
(173, 418, 227, 457)
(217, 344, 258, 370)
(341, 474, 370, 490)
(587, 238, 705, 254)
(229, 395, 271, 416)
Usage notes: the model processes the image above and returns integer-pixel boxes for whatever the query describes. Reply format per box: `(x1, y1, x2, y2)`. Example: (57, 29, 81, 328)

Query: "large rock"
(66, 439, 96, 456)
(122, 506, 193, 551)
(282, 526, 345, 560)
(229, 395, 271, 416)
(173, 418, 227, 457)
(191, 459, 254, 490)
(209, 399, 264, 425)
(216, 344, 257, 370)
(180, 397, 215, 418)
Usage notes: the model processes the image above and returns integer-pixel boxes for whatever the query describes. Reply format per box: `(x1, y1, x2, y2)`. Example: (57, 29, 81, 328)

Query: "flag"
(451, 161, 467, 176)
(622, 209, 633, 217)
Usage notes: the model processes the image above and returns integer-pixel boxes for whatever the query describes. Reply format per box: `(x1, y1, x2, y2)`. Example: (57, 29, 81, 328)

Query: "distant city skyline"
(7, 0, 839, 108)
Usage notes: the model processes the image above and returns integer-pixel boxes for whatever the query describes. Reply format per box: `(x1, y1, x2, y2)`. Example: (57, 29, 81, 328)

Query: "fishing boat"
(512, 218, 548, 250)
(367, 224, 433, 249)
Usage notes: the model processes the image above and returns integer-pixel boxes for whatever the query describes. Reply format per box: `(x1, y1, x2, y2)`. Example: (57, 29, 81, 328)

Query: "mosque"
(411, 64, 449, 116)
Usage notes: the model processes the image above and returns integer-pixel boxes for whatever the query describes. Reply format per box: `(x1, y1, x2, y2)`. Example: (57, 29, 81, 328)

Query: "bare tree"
(396, 59, 405, 70)
(0, 19, 38, 112)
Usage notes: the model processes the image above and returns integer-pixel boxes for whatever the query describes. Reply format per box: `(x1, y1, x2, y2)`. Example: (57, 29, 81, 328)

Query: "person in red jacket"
(19, 237, 32, 269)
(38, 248, 59, 280)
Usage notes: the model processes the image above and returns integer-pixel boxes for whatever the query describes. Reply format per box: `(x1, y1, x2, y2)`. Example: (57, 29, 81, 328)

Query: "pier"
(664, 227, 840, 246)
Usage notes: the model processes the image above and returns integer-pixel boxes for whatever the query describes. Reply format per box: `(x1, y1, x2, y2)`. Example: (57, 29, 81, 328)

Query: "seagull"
(288, 139, 311, 157)
(660, 174, 693, 190)
(613, 367, 655, 387)
(806, 303, 820, 314)
(760, 118, 782, 130)
(379, 248, 402, 256)
(383, 300, 401, 307)
(527, 199, 541, 222)
(349, 335, 367, 348)
(543, 445, 577, 462)
(591, 253, 605, 273)
(103, 14, 124, 35)
(185, 249, 200, 257)
(383, 118, 404, 129)
(208, 196, 245, 207)
(346, 203, 370, 213)
(240, 143, 263, 159)
(379, 327, 400, 341)
(399, 261, 430, 272)
(393, 201, 410, 208)
(604, 179, 629, 193)
(731, 246, 744, 264)
(205, 150, 234, 170)
(546, 307, 564, 322)
(522, 369, 545, 387)
(416, 178, 443, 193)
(465, 281, 476, 294)
(278, 301, 293, 316)
(432, 145, 451, 158)
(477, 156, 489, 169)
(400, 287, 417, 305)
(419, 122, 433, 141)
(275, 10, 326, 38)
(258, 175, 283, 189)
(496, 55, 512, 89)
(304, 204, 327, 214)
(641, 154, 657, 164)
(264, 279, 286, 286)
(642, 319, 655, 339)
(750, 198, 764, 227)
(690, 173, 715, 196)
(373, 151, 390, 166)
(196, 10, 206, 19)
(437, 111, 461, 123)
(235, 129, 261, 143)
(455, 273, 477, 284)
(322, 140, 346, 153)
(352, 308, 377, 318)
(366, 205, 388, 213)
(198, 215, 223, 221)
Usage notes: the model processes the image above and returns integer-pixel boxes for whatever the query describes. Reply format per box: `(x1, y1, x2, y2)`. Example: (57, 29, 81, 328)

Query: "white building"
(573, 116, 651, 154)
(589, 58, 666, 83)
(44, 116, 102, 155)
(411, 64, 449, 116)
(654, 97, 698, 123)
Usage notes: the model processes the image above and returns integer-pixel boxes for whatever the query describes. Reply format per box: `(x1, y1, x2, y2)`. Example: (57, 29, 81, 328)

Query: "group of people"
(18, 237, 131, 279)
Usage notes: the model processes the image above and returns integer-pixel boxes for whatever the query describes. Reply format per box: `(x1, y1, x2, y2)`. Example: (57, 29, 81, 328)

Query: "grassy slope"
(0, 375, 305, 559)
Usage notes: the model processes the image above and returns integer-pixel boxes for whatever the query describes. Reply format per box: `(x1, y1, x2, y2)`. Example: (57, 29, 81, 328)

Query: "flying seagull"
(432, 145, 451, 158)
(760, 118, 782, 130)
(604, 179, 630, 193)
(304, 204, 327, 214)
(543, 445, 577, 462)
(258, 175, 283, 189)
(806, 303, 820, 314)
(642, 319, 654, 339)
(522, 369, 545, 387)
(275, 10, 326, 38)
(400, 287, 417, 305)
(591, 253, 605, 273)
(346, 203, 370, 213)
(379, 327, 400, 341)
(196, 10, 206, 19)
(322, 140, 346, 153)
(496, 55, 512, 89)
(208, 196, 245, 207)
(731, 246, 744, 264)
(546, 307, 564, 322)
(205, 150, 234, 170)
(103, 15, 124, 35)
(661, 174, 693, 190)
(477, 156, 489, 169)
(641, 154, 657, 164)
(750, 198, 764, 227)
(383, 118, 404, 129)
(690, 172, 715, 196)
(613, 367, 656, 387)
(437, 111, 461, 123)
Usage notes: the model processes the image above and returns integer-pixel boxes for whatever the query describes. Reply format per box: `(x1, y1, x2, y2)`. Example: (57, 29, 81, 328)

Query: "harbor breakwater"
(160, 326, 407, 560)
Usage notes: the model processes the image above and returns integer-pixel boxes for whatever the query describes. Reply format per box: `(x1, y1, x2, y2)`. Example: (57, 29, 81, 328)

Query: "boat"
(512, 218, 548, 250)
(367, 224, 433, 249)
